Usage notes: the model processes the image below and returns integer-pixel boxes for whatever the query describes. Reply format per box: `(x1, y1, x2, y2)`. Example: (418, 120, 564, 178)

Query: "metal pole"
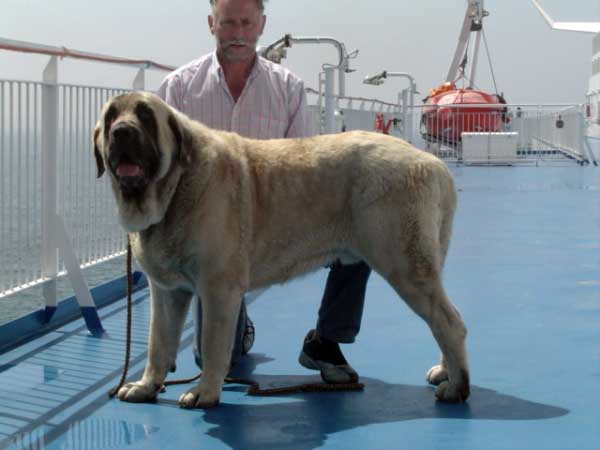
(408, 80, 415, 143)
(385, 73, 417, 143)
(338, 68, 346, 98)
(446, 2, 476, 82)
(402, 89, 409, 141)
(261, 35, 354, 101)
(324, 66, 336, 134)
(41, 56, 59, 318)
(470, 30, 482, 87)
(317, 72, 325, 134)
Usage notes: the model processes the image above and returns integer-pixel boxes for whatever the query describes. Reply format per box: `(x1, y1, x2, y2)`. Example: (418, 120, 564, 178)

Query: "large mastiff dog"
(93, 92, 469, 408)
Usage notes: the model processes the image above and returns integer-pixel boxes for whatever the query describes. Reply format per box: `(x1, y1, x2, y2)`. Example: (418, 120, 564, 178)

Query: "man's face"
(209, 0, 266, 63)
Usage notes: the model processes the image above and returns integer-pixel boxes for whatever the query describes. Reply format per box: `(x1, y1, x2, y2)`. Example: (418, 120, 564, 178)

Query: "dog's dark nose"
(111, 123, 135, 142)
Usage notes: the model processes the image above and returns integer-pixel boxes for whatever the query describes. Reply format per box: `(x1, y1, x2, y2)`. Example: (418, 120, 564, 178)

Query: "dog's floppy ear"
(168, 113, 192, 166)
(93, 126, 105, 178)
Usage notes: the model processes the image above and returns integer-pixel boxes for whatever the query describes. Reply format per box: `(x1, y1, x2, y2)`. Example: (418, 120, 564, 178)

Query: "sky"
(1, 0, 598, 105)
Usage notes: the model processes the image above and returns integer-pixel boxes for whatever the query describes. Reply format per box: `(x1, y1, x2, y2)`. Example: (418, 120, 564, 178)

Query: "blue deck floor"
(1, 165, 600, 450)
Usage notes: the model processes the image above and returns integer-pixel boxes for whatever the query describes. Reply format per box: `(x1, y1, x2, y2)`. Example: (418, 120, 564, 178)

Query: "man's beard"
(217, 38, 257, 63)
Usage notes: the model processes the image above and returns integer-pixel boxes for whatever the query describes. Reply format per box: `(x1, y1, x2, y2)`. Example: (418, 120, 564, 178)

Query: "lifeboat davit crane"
(421, 0, 507, 146)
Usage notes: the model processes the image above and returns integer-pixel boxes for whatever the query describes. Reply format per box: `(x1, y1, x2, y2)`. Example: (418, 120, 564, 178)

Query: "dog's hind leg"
(118, 282, 192, 403)
(384, 256, 470, 402)
(178, 279, 243, 409)
(420, 193, 457, 388)
(362, 208, 469, 403)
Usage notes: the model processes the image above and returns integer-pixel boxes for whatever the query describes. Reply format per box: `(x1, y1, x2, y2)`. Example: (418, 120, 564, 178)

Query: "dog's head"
(94, 92, 191, 193)
(93, 92, 192, 231)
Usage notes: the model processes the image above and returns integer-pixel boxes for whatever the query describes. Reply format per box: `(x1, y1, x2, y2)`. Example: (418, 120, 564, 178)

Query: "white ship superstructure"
(591, 33, 600, 124)
(531, 0, 600, 126)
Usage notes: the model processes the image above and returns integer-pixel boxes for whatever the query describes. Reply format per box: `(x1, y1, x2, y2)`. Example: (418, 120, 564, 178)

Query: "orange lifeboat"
(421, 83, 507, 146)
(420, 1, 508, 147)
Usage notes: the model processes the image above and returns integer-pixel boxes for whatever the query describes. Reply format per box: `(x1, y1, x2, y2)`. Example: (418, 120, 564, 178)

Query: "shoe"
(298, 329, 359, 383)
(241, 316, 255, 355)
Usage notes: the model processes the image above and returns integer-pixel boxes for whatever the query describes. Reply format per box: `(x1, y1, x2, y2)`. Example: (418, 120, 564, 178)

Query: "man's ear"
(260, 15, 266, 35)
(168, 113, 192, 166)
(93, 126, 105, 178)
(208, 15, 215, 35)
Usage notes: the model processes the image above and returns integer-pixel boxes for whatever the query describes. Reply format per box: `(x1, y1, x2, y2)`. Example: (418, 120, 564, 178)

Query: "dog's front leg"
(178, 281, 242, 409)
(117, 282, 192, 403)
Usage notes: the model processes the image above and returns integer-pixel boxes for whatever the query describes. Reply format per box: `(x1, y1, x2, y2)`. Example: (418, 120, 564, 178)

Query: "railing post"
(581, 105, 598, 165)
(408, 80, 416, 143)
(324, 66, 336, 134)
(41, 56, 59, 320)
(133, 68, 145, 91)
(40, 56, 107, 336)
(317, 72, 325, 134)
(401, 89, 409, 141)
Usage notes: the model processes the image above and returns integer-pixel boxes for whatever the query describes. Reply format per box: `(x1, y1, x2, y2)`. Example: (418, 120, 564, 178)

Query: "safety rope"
(109, 237, 364, 400)
(481, 28, 500, 96)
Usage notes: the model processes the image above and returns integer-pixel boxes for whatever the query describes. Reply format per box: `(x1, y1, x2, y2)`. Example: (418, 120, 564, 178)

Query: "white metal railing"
(1, 80, 43, 296)
(57, 85, 129, 266)
(522, 105, 587, 161)
(0, 79, 130, 299)
(0, 38, 174, 321)
(306, 89, 399, 135)
(365, 103, 592, 164)
(305, 97, 591, 164)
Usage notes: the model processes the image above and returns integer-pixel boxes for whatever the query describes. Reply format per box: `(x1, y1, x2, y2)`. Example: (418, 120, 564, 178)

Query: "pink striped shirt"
(157, 51, 309, 139)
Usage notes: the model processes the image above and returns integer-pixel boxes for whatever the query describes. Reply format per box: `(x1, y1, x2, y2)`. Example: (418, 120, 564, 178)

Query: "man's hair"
(210, 0, 267, 13)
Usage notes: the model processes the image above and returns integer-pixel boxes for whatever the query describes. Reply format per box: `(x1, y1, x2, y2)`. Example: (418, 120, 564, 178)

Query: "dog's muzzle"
(108, 123, 150, 194)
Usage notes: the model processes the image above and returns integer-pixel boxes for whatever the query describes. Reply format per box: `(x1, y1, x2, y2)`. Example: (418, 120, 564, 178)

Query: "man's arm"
(285, 81, 312, 138)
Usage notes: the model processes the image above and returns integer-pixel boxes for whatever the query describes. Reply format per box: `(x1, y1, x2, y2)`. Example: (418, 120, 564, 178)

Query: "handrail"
(0, 37, 176, 72)
(305, 87, 399, 108)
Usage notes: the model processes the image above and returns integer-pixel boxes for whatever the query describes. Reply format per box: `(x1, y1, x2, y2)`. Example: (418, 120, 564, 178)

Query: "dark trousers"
(192, 260, 372, 368)
(316, 260, 371, 343)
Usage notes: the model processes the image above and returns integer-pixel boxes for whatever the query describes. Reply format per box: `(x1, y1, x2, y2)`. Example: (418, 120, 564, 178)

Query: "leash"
(109, 235, 364, 399)
(108, 234, 134, 398)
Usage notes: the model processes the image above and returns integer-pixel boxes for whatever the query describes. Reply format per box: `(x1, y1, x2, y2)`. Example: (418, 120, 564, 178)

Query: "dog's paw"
(117, 381, 160, 403)
(426, 365, 449, 386)
(178, 385, 220, 409)
(434, 380, 470, 403)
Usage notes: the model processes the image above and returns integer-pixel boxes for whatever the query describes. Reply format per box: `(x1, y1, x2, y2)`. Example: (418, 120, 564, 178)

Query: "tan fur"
(94, 92, 470, 408)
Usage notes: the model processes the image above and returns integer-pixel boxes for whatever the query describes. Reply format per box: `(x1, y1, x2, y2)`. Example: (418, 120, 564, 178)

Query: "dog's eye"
(135, 102, 154, 123)
(135, 102, 159, 141)
(104, 106, 118, 136)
